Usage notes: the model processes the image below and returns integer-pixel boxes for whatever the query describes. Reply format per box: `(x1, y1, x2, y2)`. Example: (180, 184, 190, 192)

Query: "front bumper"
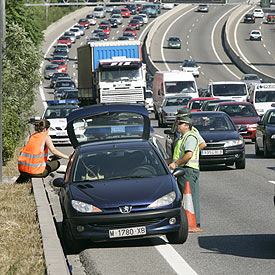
(67, 207, 182, 241)
(163, 115, 176, 125)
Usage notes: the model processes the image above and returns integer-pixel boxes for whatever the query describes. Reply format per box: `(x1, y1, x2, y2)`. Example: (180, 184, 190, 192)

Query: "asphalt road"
(39, 3, 275, 275)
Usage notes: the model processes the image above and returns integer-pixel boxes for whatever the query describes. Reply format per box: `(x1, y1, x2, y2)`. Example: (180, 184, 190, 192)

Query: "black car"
(54, 80, 76, 95)
(243, 13, 255, 23)
(126, 4, 137, 15)
(255, 108, 275, 157)
(50, 72, 70, 88)
(53, 104, 188, 252)
(164, 111, 246, 169)
(60, 88, 78, 100)
(107, 18, 118, 28)
(200, 99, 234, 111)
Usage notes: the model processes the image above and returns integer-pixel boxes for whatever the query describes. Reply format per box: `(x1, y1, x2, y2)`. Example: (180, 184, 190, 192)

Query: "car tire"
(264, 140, 272, 158)
(235, 156, 245, 169)
(62, 219, 86, 253)
(166, 207, 188, 244)
(255, 140, 261, 156)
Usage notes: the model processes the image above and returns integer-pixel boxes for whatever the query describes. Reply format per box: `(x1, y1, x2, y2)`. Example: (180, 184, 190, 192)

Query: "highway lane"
(236, 7, 275, 78)
(39, 4, 275, 275)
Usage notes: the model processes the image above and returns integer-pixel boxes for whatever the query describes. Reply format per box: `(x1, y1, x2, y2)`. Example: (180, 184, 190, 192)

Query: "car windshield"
(244, 75, 259, 80)
(73, 148, 167, 182)
(72, 111, 145, 143)
(182, 61, 197, 67)
(255, 90, 275, 103)
(44, 107, 76, 119)
(212, 84, 247, 96)
(218, 104, 257, 117)
(191, 114, 235, 131)
(55, 81, 75, 88)
(165, 81, 196, 94)
(169, 37, 180, 42)
(164, 97, 190, 107)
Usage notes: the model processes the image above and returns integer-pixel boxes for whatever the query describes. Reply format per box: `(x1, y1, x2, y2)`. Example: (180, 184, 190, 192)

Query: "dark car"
(50, 72, 70, 88)
(215, 102, 260, 142)
(243, 13, 255, 23)
(133, 16, 145, 26)
(54, 80, 76, 94)
(107, 18, 118, 28)
(60, 88, 78, 100)
(255, 108, 275, 157)
(164, 111, 246, 169)
(52, 51, 69, 62)
(126, 4, 137, 15)
(53, 104, 188, 252)
(167, 36, 181, 49)
(129, 19, 141, 30)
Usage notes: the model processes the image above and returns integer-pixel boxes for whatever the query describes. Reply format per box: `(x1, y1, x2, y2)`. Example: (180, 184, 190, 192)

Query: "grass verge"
(1, 144, 45, 274)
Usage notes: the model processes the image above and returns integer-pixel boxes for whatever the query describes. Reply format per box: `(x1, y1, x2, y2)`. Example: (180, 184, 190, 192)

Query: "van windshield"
(212, 84, 247, 96)
(255, 90, 275, 103)
(165, 81, 196, 94)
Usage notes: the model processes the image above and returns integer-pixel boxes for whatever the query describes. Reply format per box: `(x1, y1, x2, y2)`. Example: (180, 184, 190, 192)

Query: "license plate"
(109, 226, 146, 239)
(201, 150, 223, 155)
(56, 131, 67, 137)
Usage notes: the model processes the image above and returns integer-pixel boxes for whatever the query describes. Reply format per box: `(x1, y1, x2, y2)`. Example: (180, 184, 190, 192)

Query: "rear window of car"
(73, 147, 167, 182)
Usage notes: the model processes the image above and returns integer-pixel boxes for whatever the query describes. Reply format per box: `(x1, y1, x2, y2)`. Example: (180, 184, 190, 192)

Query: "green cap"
(177, 107, 191, 116)
(178, 116, 192, 125)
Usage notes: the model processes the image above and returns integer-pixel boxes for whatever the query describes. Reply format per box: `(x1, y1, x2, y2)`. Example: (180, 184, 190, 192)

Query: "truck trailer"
(77, 40, 147, 105)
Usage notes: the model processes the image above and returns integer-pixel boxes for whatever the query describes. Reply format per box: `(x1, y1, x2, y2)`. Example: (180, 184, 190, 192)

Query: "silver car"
(93, 7, 106, 18)
(167, 36, 181, 49)
(197, 4, 209, 12)
(44, 64, 60, 79)
(241, 74, 262, 90)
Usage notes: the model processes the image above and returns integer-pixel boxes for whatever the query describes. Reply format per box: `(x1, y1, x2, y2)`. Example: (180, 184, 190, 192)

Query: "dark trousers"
(16, 160, 60, 183)
(177, 167, 200, 225)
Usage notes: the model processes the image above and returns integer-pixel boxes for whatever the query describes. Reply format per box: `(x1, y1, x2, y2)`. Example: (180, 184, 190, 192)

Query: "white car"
(197, 4, 209, 12)
(139, 13, 149, 24)
(180, 59, 200, 77)
(69, 28, 81, 39)
(73, 25, 85, 36)
(111, 14, 123, 24)
(145, 90, 153, 112)
(253, 8, 264, 18)
(250, 30, 262, 41)
(86, 14, 96, 25)
(93, 7, 106, 18)
(162, 3, 174, 10)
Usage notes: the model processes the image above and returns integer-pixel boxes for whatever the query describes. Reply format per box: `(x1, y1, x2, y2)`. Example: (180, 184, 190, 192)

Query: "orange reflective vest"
(18, 132, 49, 174)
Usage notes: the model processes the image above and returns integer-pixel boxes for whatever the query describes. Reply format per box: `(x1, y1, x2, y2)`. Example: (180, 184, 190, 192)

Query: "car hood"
(231, 116, 259, 125)
(70, 175, 174, 208)
(48, 118, 67, 128)
(162, 106, 181, 114)
(200, 130, 241, 142)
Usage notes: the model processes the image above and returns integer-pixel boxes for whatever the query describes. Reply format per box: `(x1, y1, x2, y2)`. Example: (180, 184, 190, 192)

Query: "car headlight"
(223, 139, 243, 147)
(271, 134, 275, 139)
(71, 200, 102, 213)
(148, 191, 176, 209)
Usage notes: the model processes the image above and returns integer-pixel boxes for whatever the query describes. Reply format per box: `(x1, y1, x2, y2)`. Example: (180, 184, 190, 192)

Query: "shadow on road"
(198, 234, 275, 259)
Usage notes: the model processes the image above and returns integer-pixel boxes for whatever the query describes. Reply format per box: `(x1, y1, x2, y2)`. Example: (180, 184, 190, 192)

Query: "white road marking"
(211, 5, 240, 79)
(189, 29, 192, 33)
(268, 51, 271, 55)
(192, 23, 195, 27)
(269, 181, 275, 185)
(186, 41, 189, 45)
(154, 236, 198, 275)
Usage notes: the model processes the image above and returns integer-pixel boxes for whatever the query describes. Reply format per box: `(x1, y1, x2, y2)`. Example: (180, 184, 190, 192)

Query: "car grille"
(92, 217, 163, 228)
(206, 142, 225, 148)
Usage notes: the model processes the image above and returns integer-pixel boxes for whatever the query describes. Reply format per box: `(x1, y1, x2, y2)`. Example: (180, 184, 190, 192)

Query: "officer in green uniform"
(169, 116, 202, 228)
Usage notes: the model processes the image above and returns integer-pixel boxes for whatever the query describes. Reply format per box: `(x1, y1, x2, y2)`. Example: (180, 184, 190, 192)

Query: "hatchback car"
(250, 30, 262, 41)
(156, 96, 191, 127)
(111, 14, 123, 24)
(73, 25, 85, 36)
(129, 19, 141, 30)
(197, 4, 209, 12)
(121, 8, 130, 18)
(123, 27, 137, 37)
(57, 36, 72, 48)
(243, 13, 255, 23)
(63, 31, 76, 43)
(86, 14, 96, 25)
(50, 72, 70, 88)
(53, 104, 188, 251)
(215, 102, 260, 142)
(93, 7, 106, 18)
(181, 60, 200, 77)
(44, 64, 60, 79)
(99, 25, 111, 36)
(164, 111, 246, 169)
(187, 97, 220, 112)
(255, 108, 275, 157)
(167, 36, 181, 49)
(51, 60, 67, 72)
(253, 8, 264, 18)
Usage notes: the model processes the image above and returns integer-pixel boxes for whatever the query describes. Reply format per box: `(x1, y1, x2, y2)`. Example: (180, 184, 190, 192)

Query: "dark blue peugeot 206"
(53, 104, 187, 252)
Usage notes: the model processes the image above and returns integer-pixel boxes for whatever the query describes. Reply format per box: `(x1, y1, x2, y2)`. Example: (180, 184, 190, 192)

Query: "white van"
(208, 81, 249, 102)
(249, 83, 275, 116)
(152, 71, 198, 115)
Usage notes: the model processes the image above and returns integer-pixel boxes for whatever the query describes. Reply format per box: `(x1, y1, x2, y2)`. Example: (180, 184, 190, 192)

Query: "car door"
(256, 113, 267, 149)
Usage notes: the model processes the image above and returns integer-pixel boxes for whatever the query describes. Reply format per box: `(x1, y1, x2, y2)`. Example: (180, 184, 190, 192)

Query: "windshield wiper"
(106, 175, 150, 180)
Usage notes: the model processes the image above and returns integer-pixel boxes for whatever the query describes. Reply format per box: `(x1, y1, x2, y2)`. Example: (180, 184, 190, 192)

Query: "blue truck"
(77, 40, 147, 105)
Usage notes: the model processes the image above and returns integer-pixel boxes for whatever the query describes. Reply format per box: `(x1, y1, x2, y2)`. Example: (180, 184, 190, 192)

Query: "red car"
(123, 27, 137, 37)
(121, 8, 130, 18)
(99, 25, 111, 36)
(136, 4, 143, 11)
(57, 36, 72, 48)
(187, 97, 220, 112)
(78, 18, 90, 29)
(215, 101, 260, 141)
(51, 60, 67, 73)
(128, 19, 141, 30)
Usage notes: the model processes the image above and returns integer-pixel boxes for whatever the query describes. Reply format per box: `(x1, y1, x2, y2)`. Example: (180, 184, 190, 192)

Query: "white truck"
(77, 40, 147, 105)
(249, 83, 275, 116)
(152, 70, 198, 117)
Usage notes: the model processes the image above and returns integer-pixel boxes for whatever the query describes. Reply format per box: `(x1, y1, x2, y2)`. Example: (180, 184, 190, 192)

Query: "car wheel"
(235, 156, 245, 169)
(166, 207, 188, 244)
(264, 140, 272, 158)
(62, 219, 86, 253)
(255, 140, 261, 156)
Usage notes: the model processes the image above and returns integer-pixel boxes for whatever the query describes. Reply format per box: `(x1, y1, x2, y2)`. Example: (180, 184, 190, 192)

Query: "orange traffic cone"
(183, 181, 203, 233)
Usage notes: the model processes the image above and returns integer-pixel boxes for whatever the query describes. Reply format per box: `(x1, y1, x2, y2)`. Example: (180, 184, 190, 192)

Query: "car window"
(44, 107, 76, 119)
(218, 104, 257, 117)
(73, 147, 167, 182)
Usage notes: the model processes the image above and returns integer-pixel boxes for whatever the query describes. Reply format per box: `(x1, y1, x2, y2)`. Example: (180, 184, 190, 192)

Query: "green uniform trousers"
(177, 166, 200, 226)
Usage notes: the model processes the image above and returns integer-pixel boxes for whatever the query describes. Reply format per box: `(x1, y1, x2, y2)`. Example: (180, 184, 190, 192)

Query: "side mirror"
(172, 168, 185, 177)
(53, 178, 65, 188)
